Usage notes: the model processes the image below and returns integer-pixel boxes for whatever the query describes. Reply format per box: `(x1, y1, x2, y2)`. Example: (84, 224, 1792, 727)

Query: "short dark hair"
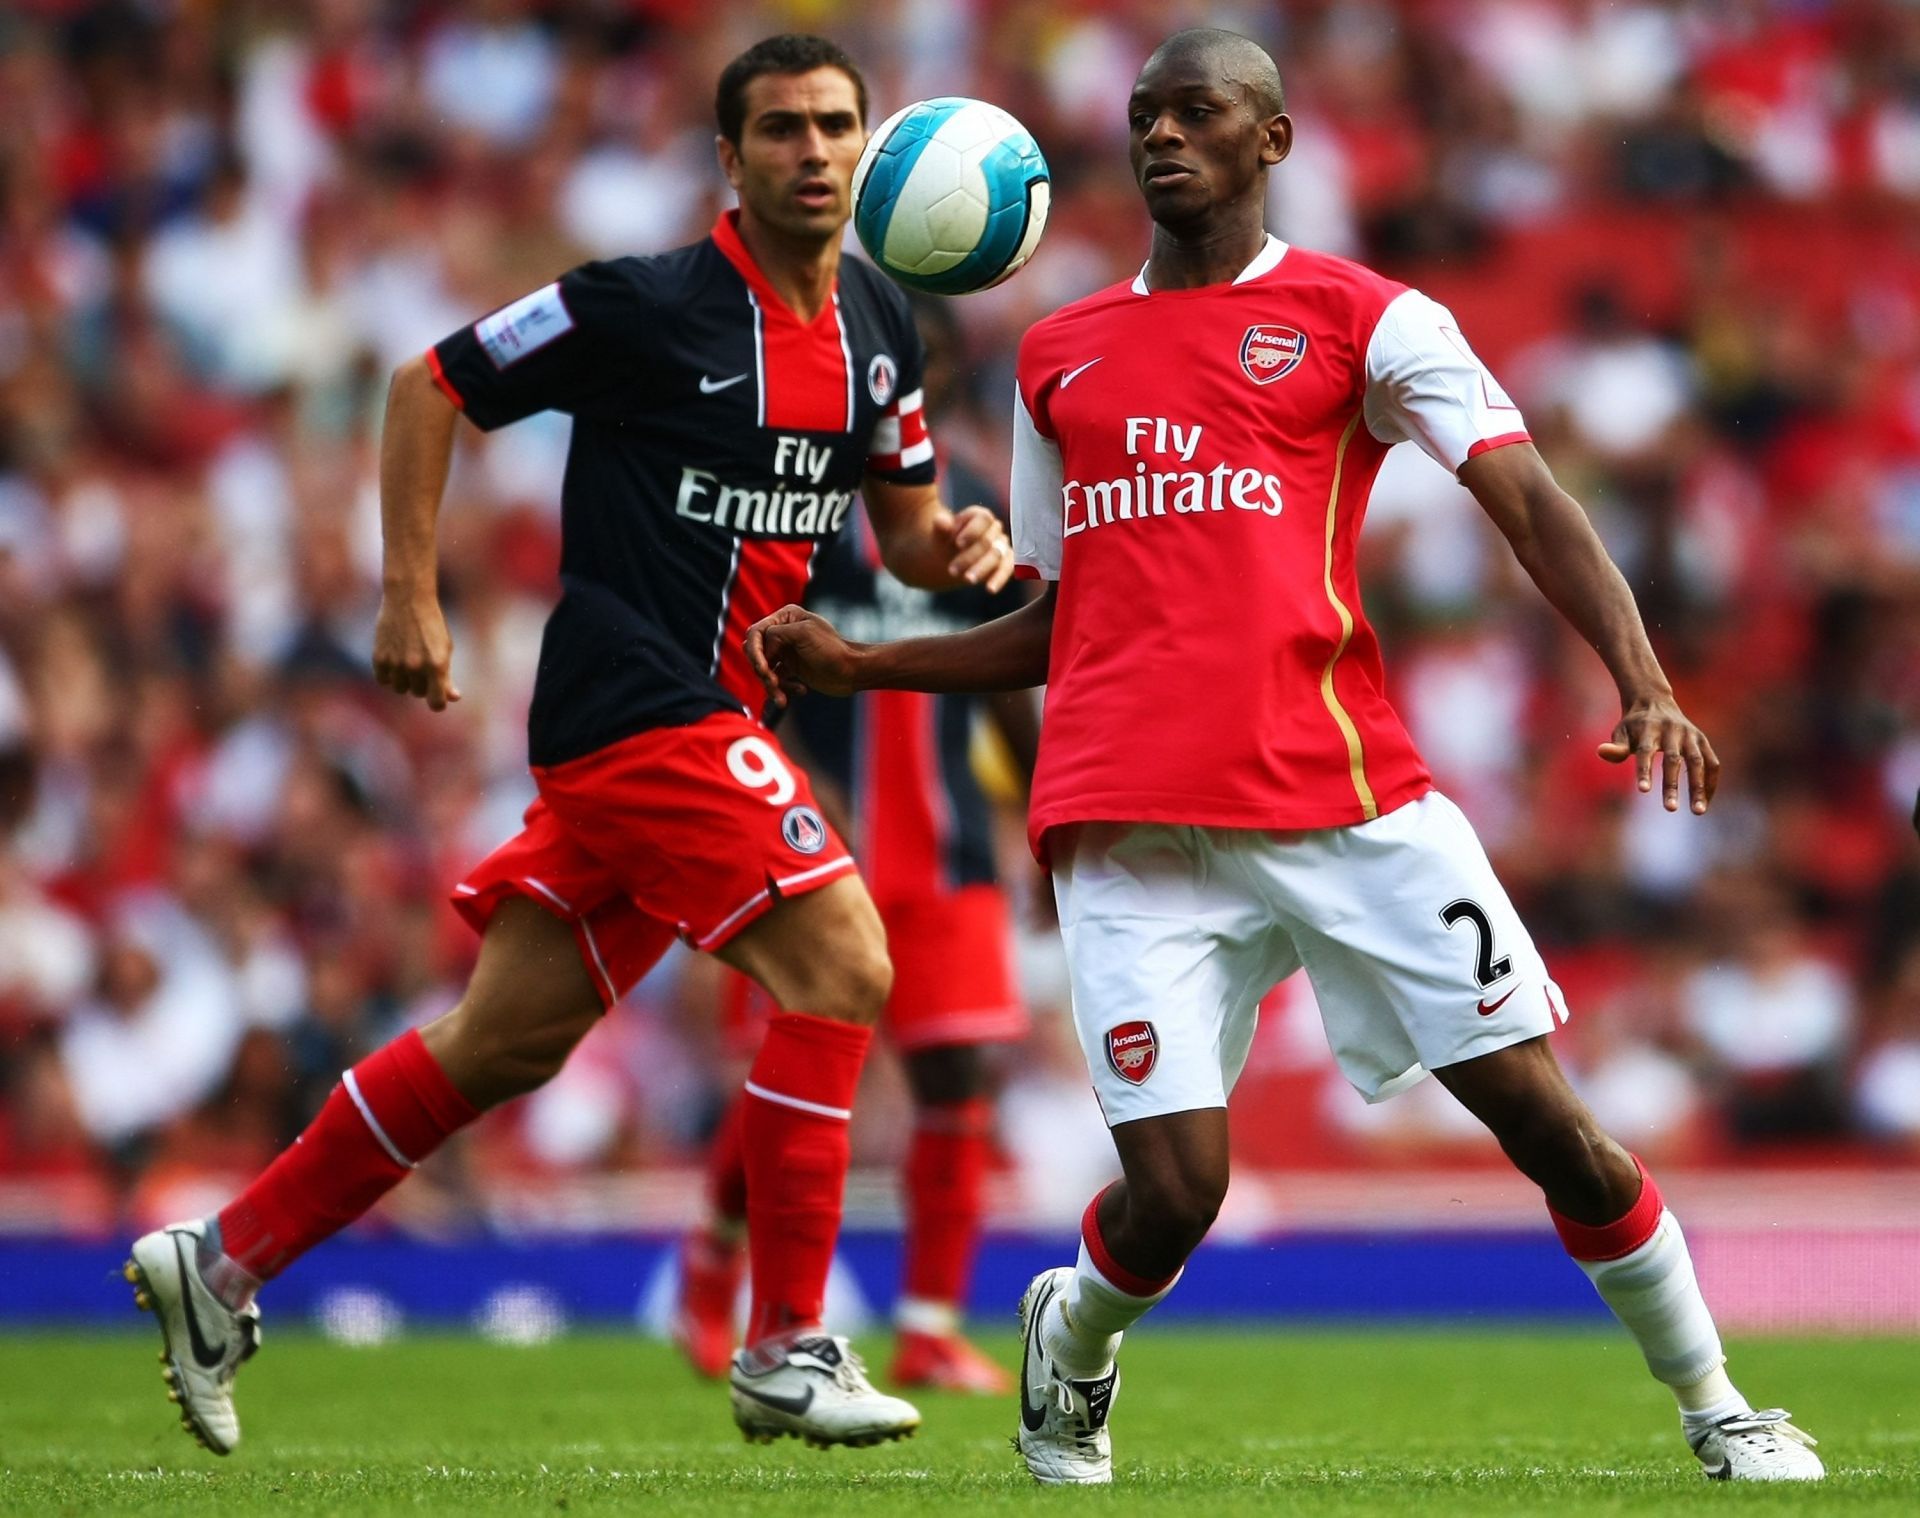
(1144, 28, 1286, 119)
(716, 34, 868, 145)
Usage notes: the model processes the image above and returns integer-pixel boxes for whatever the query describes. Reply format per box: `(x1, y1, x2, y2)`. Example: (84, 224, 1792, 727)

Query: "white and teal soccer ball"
(852, 97, 1051, 296)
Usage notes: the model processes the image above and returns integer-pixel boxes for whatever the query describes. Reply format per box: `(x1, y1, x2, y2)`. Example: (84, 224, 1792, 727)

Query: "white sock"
(895, 1296, 960, 1336)
(197, 1219, 260, 1311)
(1574, 1209, 1748, 1428)
(1041, 1238, 1179, 1380)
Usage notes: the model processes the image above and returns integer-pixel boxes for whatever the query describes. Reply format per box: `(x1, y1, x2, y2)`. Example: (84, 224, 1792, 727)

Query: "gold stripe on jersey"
(1318, 412, 1378, 820)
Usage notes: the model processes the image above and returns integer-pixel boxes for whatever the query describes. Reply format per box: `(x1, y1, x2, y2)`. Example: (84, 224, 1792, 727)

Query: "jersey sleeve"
(1009, 384, 1064, 582)
(428, 260, 651, 432)
(1362, 290, 1529, 474)
(864, 302, 938, 486)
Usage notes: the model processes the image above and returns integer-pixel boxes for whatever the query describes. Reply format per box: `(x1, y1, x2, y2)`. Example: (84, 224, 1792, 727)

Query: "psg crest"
(1106, 1021, 1158, 1085)
(781, 805, 828, 855)
(1239, 324, 1307, 385)
(867, 353, 898, 406)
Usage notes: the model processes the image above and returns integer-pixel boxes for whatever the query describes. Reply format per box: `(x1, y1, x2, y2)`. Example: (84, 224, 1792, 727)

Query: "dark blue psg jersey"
(789, 454, 1019, 901)
(428, 212, 937, 766)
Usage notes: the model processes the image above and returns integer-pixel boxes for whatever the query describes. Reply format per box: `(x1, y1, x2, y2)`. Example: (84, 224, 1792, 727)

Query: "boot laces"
(1721, 1409, 1816, 1449)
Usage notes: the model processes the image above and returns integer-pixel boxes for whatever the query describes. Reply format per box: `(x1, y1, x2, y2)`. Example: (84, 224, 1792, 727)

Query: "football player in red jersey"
(748, 27, 1822, 1489)
(122, 34, 1018, 1458)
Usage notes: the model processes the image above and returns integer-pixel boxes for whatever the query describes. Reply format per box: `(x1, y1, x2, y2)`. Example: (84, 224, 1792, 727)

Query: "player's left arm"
(1459, 442, 1720, 814)
(861, 476, 1017, 593)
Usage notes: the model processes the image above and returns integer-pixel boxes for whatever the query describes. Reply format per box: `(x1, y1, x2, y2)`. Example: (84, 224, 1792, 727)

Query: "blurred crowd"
(2, 0, 1918, 1237)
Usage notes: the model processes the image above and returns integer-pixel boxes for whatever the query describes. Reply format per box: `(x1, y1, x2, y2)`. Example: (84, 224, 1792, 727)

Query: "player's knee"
(430, 997, 597, 1106)
(802, 933, 892, 1024)
(904, 1043, 988, 1106)
(837, 938, 894, 1022)
(1497, 1102, 1613, 1201)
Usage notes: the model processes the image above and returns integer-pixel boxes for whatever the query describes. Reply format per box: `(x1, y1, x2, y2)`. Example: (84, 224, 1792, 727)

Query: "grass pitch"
(3, 1328, 1913, 1514)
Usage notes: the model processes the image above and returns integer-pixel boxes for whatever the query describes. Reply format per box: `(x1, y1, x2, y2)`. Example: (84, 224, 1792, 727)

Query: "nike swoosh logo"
(1081, 1370, 1117, 1427)
(699, 373, 748, 394)
(173, 1234, 228, 1369)
(734, 1381, 814, 1416)
(1060, 358, 1102, 388)
(1019, 1279, 1056, 1432)
(1477, 986, 1518, 1017)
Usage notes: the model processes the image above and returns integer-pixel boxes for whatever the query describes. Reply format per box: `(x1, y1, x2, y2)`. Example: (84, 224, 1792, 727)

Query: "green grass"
(3, 1328, 1912, 1514)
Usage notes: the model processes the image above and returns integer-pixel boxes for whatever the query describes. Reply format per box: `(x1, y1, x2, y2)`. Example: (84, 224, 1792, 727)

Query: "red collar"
(710, 210, 839, 328)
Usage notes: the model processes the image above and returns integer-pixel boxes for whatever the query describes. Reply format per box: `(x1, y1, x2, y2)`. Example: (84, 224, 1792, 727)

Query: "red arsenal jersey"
(1010, 237, 1529, 856)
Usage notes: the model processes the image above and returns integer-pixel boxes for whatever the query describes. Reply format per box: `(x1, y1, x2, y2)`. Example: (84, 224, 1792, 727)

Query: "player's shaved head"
(1139, 28, 1285, 120)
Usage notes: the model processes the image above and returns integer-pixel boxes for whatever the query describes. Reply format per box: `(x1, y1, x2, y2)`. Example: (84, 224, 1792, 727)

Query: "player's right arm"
(372, 356, 462, 710)
(373, 262, 651, 712)
(745, 588, 1055, 707)
(749, 364, 1065, 706)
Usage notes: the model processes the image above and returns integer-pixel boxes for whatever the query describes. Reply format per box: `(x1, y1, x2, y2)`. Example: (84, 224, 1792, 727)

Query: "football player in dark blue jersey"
(125, 34, 1017, 1458)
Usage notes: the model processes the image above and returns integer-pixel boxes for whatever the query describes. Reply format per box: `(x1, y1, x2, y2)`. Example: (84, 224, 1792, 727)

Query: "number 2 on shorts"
(726, 735, 796, 806)
(1439, 898, 1512, 988)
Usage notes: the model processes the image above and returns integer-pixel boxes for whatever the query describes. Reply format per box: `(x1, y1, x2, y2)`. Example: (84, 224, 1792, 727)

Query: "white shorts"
(1050, 792, 1568, 1126)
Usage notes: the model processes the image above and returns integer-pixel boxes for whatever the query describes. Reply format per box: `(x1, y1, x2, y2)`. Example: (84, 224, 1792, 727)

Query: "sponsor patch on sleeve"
(476, 283, 574, 370)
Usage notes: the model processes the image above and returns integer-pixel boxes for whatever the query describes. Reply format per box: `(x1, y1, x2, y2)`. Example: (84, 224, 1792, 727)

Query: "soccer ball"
(852, 97, 1051, 296)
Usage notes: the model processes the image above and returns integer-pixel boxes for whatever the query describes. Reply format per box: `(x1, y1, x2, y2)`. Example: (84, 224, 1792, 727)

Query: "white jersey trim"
(1131, 234, 1290, 295)
(746, 290, 767, 428)
(1362, 290, 1528, 475)
(1010, 388, 1065, 581)
(831, 292, 856, 431)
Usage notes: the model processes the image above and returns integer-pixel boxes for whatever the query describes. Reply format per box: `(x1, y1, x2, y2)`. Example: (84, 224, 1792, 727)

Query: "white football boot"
(1016, 1267, 1118, 1485)
(124, 1220, 262, 1455)
(729, 1333, 920, 1449)
(1689, 1407, 1824, 1481)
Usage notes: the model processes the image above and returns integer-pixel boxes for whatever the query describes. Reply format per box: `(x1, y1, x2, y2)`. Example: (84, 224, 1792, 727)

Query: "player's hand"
(945, 503, 1017, 592)
(1598, 692, 1719, 814)
(372, 590, 462, 711)
(745, 605, 861, 709)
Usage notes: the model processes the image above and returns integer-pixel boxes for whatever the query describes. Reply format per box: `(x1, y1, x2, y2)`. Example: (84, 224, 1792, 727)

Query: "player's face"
(721, 68, 865, 244)
(1125, 59, 1288, 227)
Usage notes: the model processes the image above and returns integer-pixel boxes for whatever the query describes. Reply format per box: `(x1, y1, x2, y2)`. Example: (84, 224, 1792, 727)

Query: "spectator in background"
(1685, 875, 1856, 1141)
(57, 901, 243, 1157)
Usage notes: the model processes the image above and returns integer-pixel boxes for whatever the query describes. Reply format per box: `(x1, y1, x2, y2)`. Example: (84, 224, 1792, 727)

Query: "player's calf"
(1098, 1111, 1231, 1280)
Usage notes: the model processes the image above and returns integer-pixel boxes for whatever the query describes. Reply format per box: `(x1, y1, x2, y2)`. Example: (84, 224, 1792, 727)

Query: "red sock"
(900, 1097, 993, 1315)
(1549, 1156, 1664, 1262)
(216, 1030, 478, 1279)
(704, 1090, 750, 1227)
(1083, 1182, 1183, 1298)
(741, 1012, 872, 1345)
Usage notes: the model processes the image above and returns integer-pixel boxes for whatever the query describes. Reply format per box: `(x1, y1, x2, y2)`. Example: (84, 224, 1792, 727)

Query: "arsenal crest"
(1105, 1021, 1158, 1085)
(1239, 324, 1307, 385)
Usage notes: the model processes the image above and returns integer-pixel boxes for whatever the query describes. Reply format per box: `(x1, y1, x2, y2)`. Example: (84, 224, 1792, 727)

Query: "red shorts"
(451, 712, 855, 1008)
(722, 884, 1029, 1055)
